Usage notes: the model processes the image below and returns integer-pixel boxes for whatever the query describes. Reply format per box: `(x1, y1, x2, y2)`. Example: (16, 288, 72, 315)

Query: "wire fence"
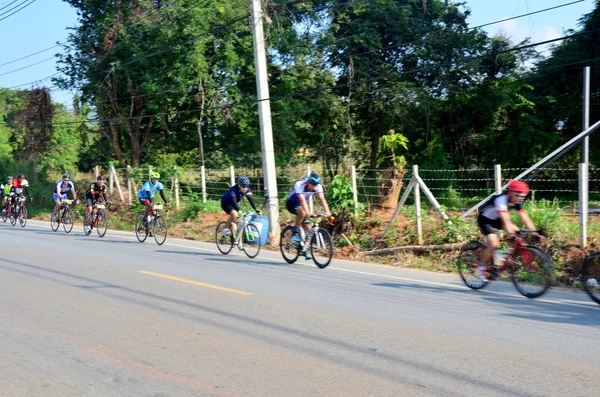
(75, 164, 600, 213)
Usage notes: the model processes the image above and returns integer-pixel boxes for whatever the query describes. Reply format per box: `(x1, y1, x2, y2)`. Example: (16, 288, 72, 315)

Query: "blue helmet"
(238, 176, 250, 187)
(307, 172, 321, 185)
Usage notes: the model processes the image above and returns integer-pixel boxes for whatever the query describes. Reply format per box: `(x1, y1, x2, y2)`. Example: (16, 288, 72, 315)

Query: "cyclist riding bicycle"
(1, 176, 14, 214)
(53, 174, 77, 219)
(286, 171, 331, 259)
(12, 173, 32, 206)
(137, 172, 171, 226)
(220, 176, 261, 238)
(476, 179, 543, 282)
(85, 175, 109, 218)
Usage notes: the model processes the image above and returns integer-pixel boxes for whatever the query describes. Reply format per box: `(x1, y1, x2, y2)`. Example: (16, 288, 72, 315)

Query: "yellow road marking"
(138, 271, 253, 296)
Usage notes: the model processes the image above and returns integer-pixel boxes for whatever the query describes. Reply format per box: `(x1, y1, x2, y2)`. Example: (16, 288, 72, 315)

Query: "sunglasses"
(514, 193, 527, 198)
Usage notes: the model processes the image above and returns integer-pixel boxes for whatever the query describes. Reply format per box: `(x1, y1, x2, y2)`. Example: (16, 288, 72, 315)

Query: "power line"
(0, 0, 19, 12)
(0, 0, 36, 22)
(0, 55, 54, 78)
(0, 43, 62, 68)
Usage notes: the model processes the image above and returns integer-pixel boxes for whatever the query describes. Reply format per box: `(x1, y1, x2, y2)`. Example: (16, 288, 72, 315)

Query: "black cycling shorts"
(477, 215, 503, 235)
(221, 201, 236, 214)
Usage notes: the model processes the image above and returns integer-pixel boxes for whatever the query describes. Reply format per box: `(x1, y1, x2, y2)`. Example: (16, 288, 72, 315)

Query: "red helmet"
(508, 180, 530, 195)
(97, 175, 105, 181)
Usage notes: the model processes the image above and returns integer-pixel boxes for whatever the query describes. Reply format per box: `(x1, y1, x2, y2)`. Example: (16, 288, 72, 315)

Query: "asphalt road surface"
(1, 219, 598, 397)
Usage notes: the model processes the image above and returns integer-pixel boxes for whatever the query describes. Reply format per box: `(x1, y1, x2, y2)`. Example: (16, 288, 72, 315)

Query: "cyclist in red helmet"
(476, 179, 542, 282)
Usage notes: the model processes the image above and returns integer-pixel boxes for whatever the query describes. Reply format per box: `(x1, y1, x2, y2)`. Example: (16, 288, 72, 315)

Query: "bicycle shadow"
(73, 238, 140, 244)
(372, 282, 472, 296)
(154, 249, 222, 259)
(481, 294, 600, 327)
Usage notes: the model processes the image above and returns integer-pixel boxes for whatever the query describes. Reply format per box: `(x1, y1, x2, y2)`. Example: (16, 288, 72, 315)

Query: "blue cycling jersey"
(137, 180, 164, 199)
(55, 180, 75, 195)
(221, 185, 252, 205)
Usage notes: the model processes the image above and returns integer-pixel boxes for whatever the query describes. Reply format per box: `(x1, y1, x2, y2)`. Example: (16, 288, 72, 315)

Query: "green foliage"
(326, 175, 364, 212)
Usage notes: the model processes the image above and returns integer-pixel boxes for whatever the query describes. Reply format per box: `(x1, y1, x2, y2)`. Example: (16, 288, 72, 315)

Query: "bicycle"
(215, 211, 261, 259)
(581, 252, 600, 305)
(51, 199, 76, 233)
(135, 204, 169, 245)
(84, 202, 111, 238)
(9, 196, 27, 228)
(280, 214, 335, 269)
(456, 229, 553, 298)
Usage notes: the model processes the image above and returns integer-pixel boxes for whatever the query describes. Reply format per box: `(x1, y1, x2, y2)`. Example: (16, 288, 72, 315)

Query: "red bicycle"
(84, 202, 110, 238)
(457, 230, 553, 298)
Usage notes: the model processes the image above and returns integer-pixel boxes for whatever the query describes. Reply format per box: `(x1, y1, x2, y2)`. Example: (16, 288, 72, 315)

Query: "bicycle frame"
(233, 212, 257, 245)
(89, 203, 106, 227)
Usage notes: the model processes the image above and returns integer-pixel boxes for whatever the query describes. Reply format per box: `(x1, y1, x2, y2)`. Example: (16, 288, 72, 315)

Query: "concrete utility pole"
(581, 66, 591, 248)
(250, 0, 280, 243)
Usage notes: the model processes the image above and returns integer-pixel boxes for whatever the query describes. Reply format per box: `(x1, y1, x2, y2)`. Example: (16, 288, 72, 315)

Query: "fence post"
(126, 165, 132, 207)
(351, 165, 358, 211)
(580, 163, 588, 248)
(494, 164, 502, 194)
(230, 165, 235, 186)
(110, 165, 124, 202)
(174, 168, 180, 209)
(201, 165, 207, 203)
(108, 167, 113, 196)
(94, 165, 100, 178)
(307, 165, 313, 214)
(413, 165, 423, 245)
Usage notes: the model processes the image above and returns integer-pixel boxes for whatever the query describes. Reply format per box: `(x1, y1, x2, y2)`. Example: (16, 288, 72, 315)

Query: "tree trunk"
(377, 167, 405, 211)
(369, 122, 382, 181)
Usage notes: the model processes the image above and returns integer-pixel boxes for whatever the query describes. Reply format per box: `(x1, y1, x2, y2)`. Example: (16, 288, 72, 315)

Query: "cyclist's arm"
(316, 192, 331, 217)
(159, 188, 168, 204)
(518, 211, 536, 231)
(55, 182, 61, 197)
(499, 211, 519, 235)
(71, 184, 77, 200)
(296, 193, 310, 215)
(246, 193, 258, 212)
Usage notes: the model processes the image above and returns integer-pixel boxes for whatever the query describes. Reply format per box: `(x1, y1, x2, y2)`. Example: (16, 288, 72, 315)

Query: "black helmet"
(97, 175, 105, 182)
(6, 176, 13, 183)
(62, 173, 70, 179)
(17, 173, 24, 179)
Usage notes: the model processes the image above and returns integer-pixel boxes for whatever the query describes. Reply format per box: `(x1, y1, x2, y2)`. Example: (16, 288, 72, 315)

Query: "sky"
(0, 0, 596, 109)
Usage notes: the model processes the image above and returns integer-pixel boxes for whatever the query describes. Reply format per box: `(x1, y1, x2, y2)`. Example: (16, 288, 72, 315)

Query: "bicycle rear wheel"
(83, 213, 93, 235)
(19, 204, 27, 228)
(135, 214, 148, 243)
(63, 208, 74, 233)
(51, 208, 60, 231)
(582, 253, 600, 305)
(310, 229, 333, 269)
(153, 215, 168, 245)
(242, 223, 261, 259)
(280, 225, 300, 264)
(215, 222, 234, 255)
(510, 246, 553, 299)
(457, 241, 489, 290)
(96, 211, 108, 238)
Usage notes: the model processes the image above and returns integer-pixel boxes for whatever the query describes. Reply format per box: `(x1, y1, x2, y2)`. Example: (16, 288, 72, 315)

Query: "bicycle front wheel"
(215, 222, 234, 255)
(510, 246, 553, 299)
(135, 214, 148, 243)
(310, 229, 334, 269)
(19, 204, 27, 228)
(10, 207, 17, 226)
(242, 223, 261, 259)
(51, 209, 60, 231)
(63, 208, 74, 233)
(457, 241, 489, 290)
(280, 225, 300, 264)
(152, 215, 168, 245)
(83, 213, 93, 235)
(96, 211, 108, 238)
(582, 253, 600, 305)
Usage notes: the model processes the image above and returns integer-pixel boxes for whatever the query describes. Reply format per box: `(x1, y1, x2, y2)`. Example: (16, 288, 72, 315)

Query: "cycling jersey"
(86, 182, 107, 197)
(287, 178, 324, 204)
(137, 180, 164, 199)
(13, 178, 29, 195)
(55, 180, 75, 195)
(479, 194, 524, 220)
(221, 185, 257, 212)
(1, 183, 12, 196)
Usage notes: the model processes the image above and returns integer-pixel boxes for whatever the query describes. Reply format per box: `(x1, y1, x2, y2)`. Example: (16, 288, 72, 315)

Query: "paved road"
(0, 220, 598, 397)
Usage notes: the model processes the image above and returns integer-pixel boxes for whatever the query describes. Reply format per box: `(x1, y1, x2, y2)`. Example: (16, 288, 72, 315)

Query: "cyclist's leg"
(52, 193, 62, 214)
(143, 199, 154, 221)
(476, 216, 501, 280)
(85, 196, 94, 218)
